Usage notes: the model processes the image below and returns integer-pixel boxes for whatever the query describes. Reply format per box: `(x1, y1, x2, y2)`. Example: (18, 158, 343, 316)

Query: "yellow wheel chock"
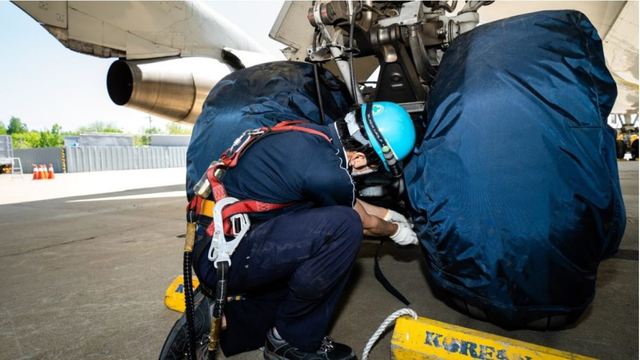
(164, 275, 200, 313)
(390, 316, 596, 360)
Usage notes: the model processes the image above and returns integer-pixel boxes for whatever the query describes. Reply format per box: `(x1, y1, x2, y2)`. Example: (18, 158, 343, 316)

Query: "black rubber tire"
(159, 290, 212, 360)
(616, 140, 626, 159)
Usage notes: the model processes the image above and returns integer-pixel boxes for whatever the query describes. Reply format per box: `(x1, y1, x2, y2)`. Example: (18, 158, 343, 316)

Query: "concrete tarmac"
(0, 163, 637, 359)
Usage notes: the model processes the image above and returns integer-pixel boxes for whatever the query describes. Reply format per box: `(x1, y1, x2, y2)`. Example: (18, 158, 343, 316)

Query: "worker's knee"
(330, 206, 362, 231)
(328, 206, 363, 246)
(285, 207, 363, 299)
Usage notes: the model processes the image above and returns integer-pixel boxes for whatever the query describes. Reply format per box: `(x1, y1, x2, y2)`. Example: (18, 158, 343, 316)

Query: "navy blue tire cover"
(404, 10, 626, 327)
(186, 61, 351, 199)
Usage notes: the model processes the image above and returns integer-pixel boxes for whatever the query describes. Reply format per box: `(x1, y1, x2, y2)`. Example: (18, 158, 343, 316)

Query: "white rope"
(362, 308, 418, 360)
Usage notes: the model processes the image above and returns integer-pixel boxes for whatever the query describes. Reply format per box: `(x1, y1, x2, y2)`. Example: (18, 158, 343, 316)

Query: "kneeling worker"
(192, 102, 418, 359)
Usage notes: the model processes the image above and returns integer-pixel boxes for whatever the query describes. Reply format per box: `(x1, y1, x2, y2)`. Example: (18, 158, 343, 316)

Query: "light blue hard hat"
(359, 102, 416, 173)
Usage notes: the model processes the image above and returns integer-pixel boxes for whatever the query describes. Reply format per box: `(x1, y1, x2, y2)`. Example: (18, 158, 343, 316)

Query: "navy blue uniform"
(186, 62, 353, 200)
(193, 123, 363, 355)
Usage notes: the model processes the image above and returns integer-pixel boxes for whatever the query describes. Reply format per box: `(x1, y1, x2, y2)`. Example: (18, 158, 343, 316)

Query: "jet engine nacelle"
(106, 57, 233, 124)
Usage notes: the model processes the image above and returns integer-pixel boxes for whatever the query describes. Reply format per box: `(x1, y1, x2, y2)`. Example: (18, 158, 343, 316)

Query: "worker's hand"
(384, 209, 410, 225)
(390, 222, 418, 246)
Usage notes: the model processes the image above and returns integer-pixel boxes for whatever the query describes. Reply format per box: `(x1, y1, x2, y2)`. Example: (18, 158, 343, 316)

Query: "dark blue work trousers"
(194, 206, 363, 355)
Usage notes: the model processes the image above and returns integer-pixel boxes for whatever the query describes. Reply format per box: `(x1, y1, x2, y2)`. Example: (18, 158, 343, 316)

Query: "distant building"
(150, 135, 191, 147)
(64, 136, 80, 147)
(64, 134, 135, 147)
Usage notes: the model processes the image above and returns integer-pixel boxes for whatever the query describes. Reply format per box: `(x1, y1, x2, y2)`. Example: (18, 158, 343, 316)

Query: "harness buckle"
(247, 128, 268, 136)
(229, 213, 250, 236)
(208, 197, 251, 269)
(224, 128, 269, 158)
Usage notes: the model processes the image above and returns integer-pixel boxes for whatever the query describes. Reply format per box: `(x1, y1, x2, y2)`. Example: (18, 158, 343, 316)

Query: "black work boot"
(263, 328, 356, 360)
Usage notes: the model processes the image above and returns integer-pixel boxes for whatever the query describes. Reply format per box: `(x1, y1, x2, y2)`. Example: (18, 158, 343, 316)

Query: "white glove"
(384, 209, 410, 224)
(390, 222, 418, 246)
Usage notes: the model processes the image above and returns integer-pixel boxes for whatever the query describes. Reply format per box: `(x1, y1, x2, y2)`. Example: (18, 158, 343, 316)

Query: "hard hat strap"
(344, 111, 370, 147)
(364, 102, 402, 177)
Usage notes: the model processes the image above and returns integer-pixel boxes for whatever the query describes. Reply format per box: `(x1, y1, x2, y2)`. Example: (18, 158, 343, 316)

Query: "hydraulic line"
(311, 1, 364, 104)
(348, 0, 358, 103)
(313, 63, 326, 125)
(207, 261, 229, 359)
(183, 221, 198, 360)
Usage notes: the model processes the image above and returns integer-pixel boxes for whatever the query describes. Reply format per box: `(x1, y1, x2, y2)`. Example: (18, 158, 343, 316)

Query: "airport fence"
(13, 146, 187, 173)
(65, 146, 187, 172)
(14, 147, 65, 174)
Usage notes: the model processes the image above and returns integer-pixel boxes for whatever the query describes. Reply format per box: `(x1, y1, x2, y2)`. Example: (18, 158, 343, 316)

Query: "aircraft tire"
(159, 289, 212, 360)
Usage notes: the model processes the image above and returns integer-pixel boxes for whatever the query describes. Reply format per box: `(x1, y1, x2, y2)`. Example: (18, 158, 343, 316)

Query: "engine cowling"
(106, 57, 232, 124)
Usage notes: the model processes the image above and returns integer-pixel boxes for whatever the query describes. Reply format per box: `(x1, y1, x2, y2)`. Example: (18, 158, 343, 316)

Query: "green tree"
(77, 121, 123, 134)
(9, 124, 64, 149)
(38, 123, 64, 147)
(145, 126, 162, 135)
(7, 116, 28, 134)
(11, 132, 40, 149)
(166, 123, 192, 135)
(0, 121, 6, 135)
(136, 126, 162, 146)
(134, 135, 147, 146)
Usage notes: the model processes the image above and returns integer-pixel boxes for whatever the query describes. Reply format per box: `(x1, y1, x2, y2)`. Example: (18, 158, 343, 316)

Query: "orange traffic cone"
(48, 163, 55, 179)
(32, 164, 39, 180)
(39, 164, 46, 180)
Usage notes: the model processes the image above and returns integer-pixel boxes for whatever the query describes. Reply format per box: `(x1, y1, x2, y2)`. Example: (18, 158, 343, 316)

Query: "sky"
(0, 1, 285, 134)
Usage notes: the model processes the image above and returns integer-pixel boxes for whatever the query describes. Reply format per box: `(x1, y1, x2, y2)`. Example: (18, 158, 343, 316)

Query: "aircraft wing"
(12, 0, 269, 61)
(601, 1, 639, 115)
(11, 0, 280, 124)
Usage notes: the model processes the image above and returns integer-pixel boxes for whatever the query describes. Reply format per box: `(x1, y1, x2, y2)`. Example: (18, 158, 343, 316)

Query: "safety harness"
(189, 120, 331, 251)
(182, 120, 332, 359)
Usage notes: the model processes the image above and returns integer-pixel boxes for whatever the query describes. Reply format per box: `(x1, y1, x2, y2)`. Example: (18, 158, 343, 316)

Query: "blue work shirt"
(185, 62, 353, 200)
(221, 123, 355, 223)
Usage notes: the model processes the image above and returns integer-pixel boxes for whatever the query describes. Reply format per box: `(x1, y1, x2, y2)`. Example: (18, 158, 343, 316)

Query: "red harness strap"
(194, 121, 332, 237)
(187, 196, 204, 219)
